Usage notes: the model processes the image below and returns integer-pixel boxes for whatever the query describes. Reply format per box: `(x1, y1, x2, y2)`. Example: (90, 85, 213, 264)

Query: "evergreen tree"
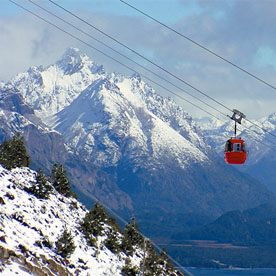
(106, 216, 122, 233)
(121, 217, 144, 256)
(52, 163, 72, 197)
(143, 246, 182, 276)
(104, 229, 121, 254)
(121, 258, 139, 276)
(0, 133, 30, 170)
(27, 168, 53, 199)
(80, 202, 109, 246)
(141, 240, 162, 276)
(0, 139, 12, 169)
(55, 229, 76, 258)
(159, 248, 175, 272)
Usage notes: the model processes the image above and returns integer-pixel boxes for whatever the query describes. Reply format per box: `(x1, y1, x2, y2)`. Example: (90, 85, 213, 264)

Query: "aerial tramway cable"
(47, 0, 276, 142)
(24, 2, 276, 162)
(30, 1, 276, 148)
(8, 0, 276, 153)
(119, 0, 276, 141)
(119, 0, 276, 92)
(33, 0, 276, 148)
(28, 0, 228, 119)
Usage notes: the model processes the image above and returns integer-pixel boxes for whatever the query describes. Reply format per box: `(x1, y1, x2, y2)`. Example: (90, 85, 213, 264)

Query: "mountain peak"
(57, 47, 104, 75)
(64, 46, 81, 56)
(131, 73, 142, 81)
(268, 111, 276, 122)
(0, 81, 5, 89)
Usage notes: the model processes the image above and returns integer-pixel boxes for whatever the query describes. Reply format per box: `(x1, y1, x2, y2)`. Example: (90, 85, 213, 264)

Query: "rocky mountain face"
(0, 48, 274, 239)
(197, 114, 276, 193)
(0, 165, 183, 276)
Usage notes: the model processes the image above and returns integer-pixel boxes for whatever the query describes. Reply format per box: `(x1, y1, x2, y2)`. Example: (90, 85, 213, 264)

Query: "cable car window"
(224, 141, 231, 152)
(243, 143, 247, 152)
(233, 143, 241, 152)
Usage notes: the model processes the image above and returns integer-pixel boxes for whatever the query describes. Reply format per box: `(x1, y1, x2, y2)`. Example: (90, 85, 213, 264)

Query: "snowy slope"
(0, 89, 134, 212)
(0, 166, 124, 275)
(0, 165, 182, 276)
(50, 74, 209, 169)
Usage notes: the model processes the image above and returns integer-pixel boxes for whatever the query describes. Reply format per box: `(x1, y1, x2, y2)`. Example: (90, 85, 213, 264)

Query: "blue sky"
(1, 0, 201, 23)
(1, 0, 276, 119)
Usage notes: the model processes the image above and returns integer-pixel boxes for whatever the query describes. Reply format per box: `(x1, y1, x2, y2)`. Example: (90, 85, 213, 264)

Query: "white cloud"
(0, 14, 65, 80)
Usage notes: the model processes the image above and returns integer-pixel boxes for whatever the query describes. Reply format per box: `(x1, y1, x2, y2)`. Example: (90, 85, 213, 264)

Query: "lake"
(184, 268, 276, 276)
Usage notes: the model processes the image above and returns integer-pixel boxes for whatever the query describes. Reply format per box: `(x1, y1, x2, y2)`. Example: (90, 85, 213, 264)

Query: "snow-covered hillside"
(0, 165, 182, 276)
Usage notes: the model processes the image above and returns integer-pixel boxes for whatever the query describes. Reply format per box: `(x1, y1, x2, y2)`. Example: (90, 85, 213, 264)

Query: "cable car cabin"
(224, 138, 247, 165)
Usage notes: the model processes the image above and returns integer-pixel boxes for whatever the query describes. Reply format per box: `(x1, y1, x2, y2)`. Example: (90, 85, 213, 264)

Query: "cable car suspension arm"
(228, 109, 246, 138)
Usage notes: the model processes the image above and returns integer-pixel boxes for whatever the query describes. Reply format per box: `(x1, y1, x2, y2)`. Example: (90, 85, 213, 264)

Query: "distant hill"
(189, 203, 276, 246)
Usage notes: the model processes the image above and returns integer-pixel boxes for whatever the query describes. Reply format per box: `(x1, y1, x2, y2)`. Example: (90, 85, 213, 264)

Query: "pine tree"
(141, 240, 162, 276)
(52, 163, 72, 197)
(106, 216, 122, 233)
(0, 139, 12, 169)
(121, 258, 139, 276)
(27, 168, 53, 199)
(121, 217, 144, 256)
(159, 248, 175, 272)
(0, 133, 30, 170)
(55, 229, 76, 258)
(80, 202, 109, 246)
(104, 229, 121, 254)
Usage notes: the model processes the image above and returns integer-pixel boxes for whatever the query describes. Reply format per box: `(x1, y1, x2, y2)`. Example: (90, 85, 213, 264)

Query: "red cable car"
(224, 109, 247, 165)
(224, 138, 247, 164)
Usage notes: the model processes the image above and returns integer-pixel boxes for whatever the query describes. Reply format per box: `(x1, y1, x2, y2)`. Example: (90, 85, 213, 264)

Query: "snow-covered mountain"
(197, 114, 276, 193)
(0, 48, 274, 239)
(5, 48, 208, 169)
(49, 74, 209, 169)
(5, 48, 105, 118)
(0, 165, 182, 276)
